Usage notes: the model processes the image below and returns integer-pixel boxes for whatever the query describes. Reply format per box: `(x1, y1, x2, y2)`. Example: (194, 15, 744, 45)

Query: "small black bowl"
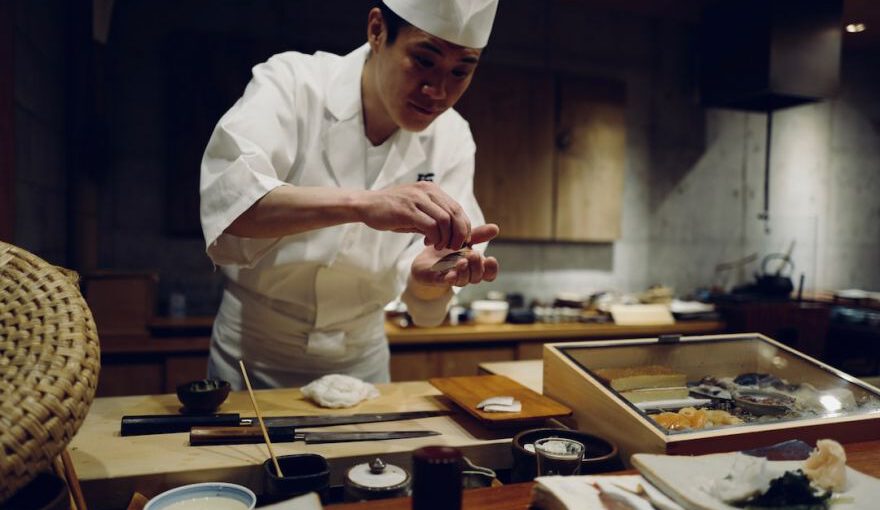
(263, 454, 330, 504)
(510, 428, 623, 482)
(176, 379, 231, 414)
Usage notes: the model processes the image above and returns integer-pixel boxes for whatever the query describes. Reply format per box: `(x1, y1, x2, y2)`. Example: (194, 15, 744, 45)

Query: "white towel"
(531, 474, 683, 510)
(300, 374, 380, 408)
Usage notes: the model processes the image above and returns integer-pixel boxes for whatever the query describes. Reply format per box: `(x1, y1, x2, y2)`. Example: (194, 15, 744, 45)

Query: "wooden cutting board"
(429, 375, 571, 425)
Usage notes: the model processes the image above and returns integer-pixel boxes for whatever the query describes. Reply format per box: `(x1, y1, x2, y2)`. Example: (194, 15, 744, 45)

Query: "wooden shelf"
(386, 320, 725, 345)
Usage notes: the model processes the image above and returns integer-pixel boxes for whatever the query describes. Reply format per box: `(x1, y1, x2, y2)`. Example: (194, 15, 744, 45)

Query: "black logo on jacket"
(417, 173, 435, 182)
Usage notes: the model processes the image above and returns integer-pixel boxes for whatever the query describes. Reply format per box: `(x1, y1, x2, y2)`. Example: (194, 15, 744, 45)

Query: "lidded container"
(543, 333, 880, 463)
(343, 458, 410, 502)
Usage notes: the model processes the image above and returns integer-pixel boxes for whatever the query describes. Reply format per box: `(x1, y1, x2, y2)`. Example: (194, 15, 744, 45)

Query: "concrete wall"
(645, 48, 880, 297)
(13, 0, 68, 265)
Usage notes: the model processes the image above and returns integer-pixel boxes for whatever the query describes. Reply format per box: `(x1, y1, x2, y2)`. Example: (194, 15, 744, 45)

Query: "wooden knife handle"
(189, 426, 296, 446)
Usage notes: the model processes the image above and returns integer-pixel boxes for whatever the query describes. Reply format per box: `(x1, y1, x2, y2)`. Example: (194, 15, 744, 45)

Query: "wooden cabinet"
(96, 334, 211, 397)
(555, 77, 626, 241)
(456, 66, 555, 239)
(456, 66, 626, 241)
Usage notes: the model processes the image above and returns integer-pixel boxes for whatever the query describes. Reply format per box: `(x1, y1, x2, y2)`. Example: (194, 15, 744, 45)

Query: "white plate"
(835, 289, 871, 300)
(632, 452, 880, 510)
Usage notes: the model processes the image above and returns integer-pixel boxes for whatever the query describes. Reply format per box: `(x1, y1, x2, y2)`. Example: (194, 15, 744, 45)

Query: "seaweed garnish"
(733, 470, 831, 509)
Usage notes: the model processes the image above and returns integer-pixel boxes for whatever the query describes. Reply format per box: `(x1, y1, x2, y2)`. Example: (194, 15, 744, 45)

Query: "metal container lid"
(345, 459, 409, 492)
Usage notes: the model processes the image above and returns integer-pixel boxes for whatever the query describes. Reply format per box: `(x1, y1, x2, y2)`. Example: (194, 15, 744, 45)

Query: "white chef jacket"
(200, 44, 485, 389)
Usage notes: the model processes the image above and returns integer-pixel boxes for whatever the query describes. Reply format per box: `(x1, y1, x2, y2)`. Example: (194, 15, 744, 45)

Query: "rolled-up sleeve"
(200, 54, 300, 267)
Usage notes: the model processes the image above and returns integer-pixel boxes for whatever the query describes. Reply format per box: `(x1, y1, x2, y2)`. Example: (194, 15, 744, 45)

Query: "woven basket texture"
(0, 241, 100, 502)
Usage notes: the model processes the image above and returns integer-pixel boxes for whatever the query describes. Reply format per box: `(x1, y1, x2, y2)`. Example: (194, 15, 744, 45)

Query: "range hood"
(700, 0, 843, 111)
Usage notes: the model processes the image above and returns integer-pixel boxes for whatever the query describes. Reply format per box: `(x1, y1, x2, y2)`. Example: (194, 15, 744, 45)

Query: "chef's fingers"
(442, 258, 470, 286)
(416, 198, 452, 250)
(444, 200, 470, 250)
(482, 256, 499, 282)
(425, 186, 470, 250)
(456, 258, 472, 286)
(405, 208, 444, 247)
(415, 200, 450, 249)
(468, 224, 499, 246)
(465, 251, 484, 284)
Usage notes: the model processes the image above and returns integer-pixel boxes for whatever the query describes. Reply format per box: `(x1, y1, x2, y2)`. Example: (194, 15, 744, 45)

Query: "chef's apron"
(208, 269, 390, 390)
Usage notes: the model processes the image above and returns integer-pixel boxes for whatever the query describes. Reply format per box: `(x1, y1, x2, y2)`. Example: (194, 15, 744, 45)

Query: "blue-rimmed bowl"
(144, 482, 256, 510)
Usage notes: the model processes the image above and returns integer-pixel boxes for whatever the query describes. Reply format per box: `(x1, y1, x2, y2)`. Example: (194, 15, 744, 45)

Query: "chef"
(200, 0, 501, 389)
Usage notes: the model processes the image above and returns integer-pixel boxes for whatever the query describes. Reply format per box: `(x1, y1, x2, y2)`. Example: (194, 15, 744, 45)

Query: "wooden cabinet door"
(555, 77, 626, 241)
(456, 66, 556, 240)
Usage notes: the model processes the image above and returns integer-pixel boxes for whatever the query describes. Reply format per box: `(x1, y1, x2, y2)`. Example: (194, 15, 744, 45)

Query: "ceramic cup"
(534, 437, 585, 476)
(510, 428, 622, 482)
(263, 454, 330, 504)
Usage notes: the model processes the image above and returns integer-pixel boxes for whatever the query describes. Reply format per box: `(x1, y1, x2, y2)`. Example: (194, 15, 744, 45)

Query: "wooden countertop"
(69, 382, 519, 510)
(101, 318, 724, 353)
(385, 319, 725, 345)
(72, 358, 880, 509)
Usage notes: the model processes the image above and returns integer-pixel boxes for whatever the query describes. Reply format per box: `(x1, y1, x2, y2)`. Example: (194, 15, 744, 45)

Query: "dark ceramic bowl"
(176, 379, 231, 414)
(263, 454, 330, 504)
(511, 428, 623, 482)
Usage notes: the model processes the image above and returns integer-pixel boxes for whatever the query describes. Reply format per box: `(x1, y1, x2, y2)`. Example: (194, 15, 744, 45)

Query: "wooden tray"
(429, 375, 572, 425)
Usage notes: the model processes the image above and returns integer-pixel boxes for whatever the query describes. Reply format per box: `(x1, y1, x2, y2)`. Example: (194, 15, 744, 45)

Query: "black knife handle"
(121, 413, 241, 436)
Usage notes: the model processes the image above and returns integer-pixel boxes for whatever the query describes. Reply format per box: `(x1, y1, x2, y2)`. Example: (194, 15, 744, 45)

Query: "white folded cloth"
(300, 374, 380, 408)
(531, 474, 683, 510)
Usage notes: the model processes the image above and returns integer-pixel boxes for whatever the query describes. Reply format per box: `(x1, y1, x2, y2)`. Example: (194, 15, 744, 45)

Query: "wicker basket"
(0, 241, 100, 502)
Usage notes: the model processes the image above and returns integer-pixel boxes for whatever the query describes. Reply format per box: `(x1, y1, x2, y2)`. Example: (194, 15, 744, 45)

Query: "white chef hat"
(382, 0, 499, 49)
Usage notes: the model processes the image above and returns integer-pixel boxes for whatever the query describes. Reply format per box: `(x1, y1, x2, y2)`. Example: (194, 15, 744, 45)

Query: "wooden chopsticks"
(239, 360, 284, 477)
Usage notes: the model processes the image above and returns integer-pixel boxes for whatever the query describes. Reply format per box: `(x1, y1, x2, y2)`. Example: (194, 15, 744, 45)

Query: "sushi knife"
(120, 409, 452, 436)
(189, 427, 441, 446)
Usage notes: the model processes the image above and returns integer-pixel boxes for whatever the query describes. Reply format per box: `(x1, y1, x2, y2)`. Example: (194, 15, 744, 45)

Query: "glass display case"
(543, 333, 880, 462)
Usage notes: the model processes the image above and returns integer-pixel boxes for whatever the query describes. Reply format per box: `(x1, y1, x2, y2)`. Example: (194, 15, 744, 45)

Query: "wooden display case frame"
(542, 333, 880, 463)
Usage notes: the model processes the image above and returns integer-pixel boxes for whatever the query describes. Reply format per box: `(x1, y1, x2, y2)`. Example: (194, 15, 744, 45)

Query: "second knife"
(190, 426, 440, 446)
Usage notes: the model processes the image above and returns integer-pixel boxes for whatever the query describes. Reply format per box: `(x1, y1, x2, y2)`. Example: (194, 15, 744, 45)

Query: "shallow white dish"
(144, 482, 257, 510)
(633, 451, 880, 510)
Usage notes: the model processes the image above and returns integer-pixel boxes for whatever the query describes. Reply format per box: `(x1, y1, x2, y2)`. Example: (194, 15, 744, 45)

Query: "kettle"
(753, 253, 794, 297)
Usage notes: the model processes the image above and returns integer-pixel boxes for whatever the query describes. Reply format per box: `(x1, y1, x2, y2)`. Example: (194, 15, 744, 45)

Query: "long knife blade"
(299, 430, 440, 444)
(258, 410, 452, 429)
(189, 427, 440, 446)
(121, 410, 451, 436)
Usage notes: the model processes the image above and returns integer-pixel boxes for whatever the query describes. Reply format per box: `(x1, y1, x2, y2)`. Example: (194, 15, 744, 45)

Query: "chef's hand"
(409, 224, 500, 293)
(355, 182, 472, 250)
